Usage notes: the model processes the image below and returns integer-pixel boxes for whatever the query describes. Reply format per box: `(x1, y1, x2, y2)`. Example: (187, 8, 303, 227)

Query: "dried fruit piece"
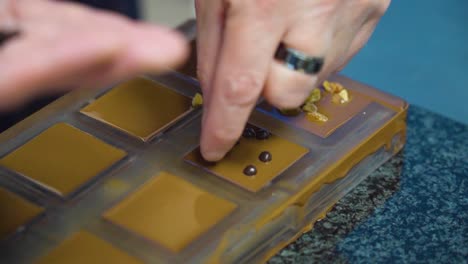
(191, 93, 203, 108)
(332, 89, 350, 104)
(305, 88, 321, 103)
(323, 81, 344, 94)
(322, 80, 333, 93)
(302, 102, 318, 113)
(307, 111, 329, 122)
(339, 89, 350, 102)
(275, 83, 335, 123)
(323, 80, 351, 105)
(332, 94, 341, 104)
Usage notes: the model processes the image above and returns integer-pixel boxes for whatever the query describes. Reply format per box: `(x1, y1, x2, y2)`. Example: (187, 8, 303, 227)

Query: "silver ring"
(275, 44, 324, 75)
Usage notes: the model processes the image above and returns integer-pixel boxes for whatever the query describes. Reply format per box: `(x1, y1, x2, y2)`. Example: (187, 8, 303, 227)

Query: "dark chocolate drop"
(259, 151, 272, 162)
(242, 127, 256, 138)
(255, 129, 271, 140)
(243, 165, 257, 176)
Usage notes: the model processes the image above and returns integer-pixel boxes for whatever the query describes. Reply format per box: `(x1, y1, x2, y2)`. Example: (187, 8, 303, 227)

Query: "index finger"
(200, 5, 283, 161)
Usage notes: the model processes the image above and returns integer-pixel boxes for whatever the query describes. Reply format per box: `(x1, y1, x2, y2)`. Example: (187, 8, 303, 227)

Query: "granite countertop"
(270, 106, 468, 263)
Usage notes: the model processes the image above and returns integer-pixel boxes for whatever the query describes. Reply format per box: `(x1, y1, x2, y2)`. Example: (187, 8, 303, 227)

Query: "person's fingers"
(263, 21, 333, 109)
(334, 0, 390, 73)
(314, 29, 355, 84)
(195, 0, 389, 161)
(0, 0, 188, 109)
(330, 0, 391, 73)
(17, 0, 189, 75)
(61, 23, 188, 90)
(333, 19, 378, 73)
(0, 26, 186, 109)
(263, 63, 317, 109)
(0, 29, 122, 109)
(103, 22, 188, 79)
(194, 0, 224, 96)
(0, 0, 19, 30)
(200, 3, 283, 161)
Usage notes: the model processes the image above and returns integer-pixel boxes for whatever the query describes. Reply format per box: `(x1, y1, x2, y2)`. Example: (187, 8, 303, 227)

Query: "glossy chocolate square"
(184, 125, 309, 192)
(104, 172, 237, 252)
(0, 123, 126, 196)
(81, 77, 192, 141)
(0, 187, 42, 239)
(36, 231, 142, 264)
(258, 87, 372, 138)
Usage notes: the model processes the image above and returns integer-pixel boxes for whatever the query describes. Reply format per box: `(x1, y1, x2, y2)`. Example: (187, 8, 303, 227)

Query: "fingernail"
(201, 148, 225, 162)
(200, 140, 227, 161)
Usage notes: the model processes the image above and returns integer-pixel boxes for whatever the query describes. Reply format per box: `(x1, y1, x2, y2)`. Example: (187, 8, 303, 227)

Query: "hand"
(0, 0, 188, 110)
(195, 0, 390, 161)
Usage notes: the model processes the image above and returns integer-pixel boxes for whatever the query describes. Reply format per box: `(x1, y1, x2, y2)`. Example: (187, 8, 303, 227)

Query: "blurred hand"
(0, 0, 188, 110)
(196, 0, 390, 161)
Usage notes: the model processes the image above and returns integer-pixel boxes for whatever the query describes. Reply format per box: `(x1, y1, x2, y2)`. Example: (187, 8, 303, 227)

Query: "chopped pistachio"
(301, 102, 318, 113)
(323, 81, 344, 94)
(335, 83, 344, 93)
(323, 80, 333, 93)
(338, 89, 350, 102)
(307, 111, 329, 122)
(332, 93, 342, 104)
(191, 93, 203, 108)
(305, 88, 321, 103)
(332, 89, 350, 104)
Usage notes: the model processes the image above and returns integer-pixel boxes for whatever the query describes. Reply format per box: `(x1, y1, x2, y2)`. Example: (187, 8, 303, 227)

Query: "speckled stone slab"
(270, 106, 468, 263)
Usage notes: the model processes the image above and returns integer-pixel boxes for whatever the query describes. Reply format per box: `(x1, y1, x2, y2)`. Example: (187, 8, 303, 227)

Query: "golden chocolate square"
(36, 231, 142, 264)
(184, 125, 309, 192)
(80, 77, 192, 141)
(0, 187, 43, 239)
(104, 172, 237, 252)
(0, 123, 126, 196)
(258, 88, 372, 138)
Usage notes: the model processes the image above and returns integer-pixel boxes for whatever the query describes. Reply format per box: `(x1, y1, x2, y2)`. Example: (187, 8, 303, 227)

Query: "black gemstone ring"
(275, 43, 324, 75)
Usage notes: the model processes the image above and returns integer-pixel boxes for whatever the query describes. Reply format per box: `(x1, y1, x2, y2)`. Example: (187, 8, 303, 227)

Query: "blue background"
(342, 0, 468, 125)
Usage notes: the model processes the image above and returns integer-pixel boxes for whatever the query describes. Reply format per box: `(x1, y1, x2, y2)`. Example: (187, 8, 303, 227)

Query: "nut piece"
(332, 89, 350, 104)
(305, 88, 321, 103)
(275, 82, 338, 123)
(339, 89, 350, 102)
(302, 102, 318, 113)
(323, 80, 350, 104)
(323, 81, 344, 94)
(307, 111, 329, 122)
(191, 93, 203, 108)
